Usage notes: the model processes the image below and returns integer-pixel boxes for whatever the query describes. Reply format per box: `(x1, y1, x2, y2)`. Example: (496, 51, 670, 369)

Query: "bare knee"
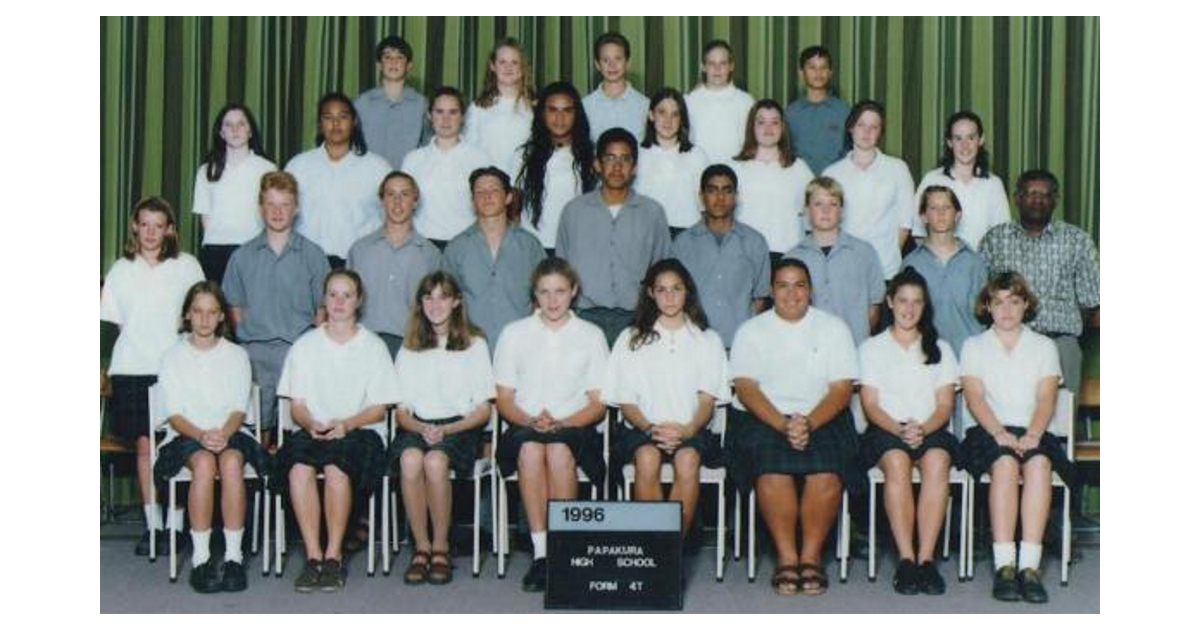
(917, 450, 951, 483)
(518, 442, 546, 472)
(805, 472, 843, 500)
(545, 443, 577, 475)
(990, 455, 1020, 482)
(323, 465, 350, 488)
(189, 451, 218, 481)
(879, 450, 912, 482)
(289, 464, 316, 487)
(1021, 455, 1053, 488)
(218, 450, 245, 482)
(633, 445, 662, 477)
(672, 448, 701, 483)
(400, 449, 426, 481)
(423, 451, 450, 481)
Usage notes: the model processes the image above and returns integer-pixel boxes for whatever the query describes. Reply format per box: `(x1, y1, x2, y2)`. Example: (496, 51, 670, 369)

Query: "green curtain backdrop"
(100, 16, 1099, 272)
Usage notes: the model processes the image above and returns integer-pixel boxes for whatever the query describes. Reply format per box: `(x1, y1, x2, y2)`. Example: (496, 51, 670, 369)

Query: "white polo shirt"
(285, 146, 392, 258)
(605, 320, 729, 425)
(824, 150, 915, 278)
(685, 84, 756, 165)
(913, 169, 1011, 250)
(634, 144, 711, 229)
(960, 326, 1061, 429)
(401, 140, 492, 242)
(493, 312, 609, 419)
(395, 335, 495, 419)
(730, 158, 815, 253)
(158, 337, 253, 442)
(191, 154, 276, 246)
(101, 253, 205, 376)
(464, 97, 533, 178)
(858, 330, 958, 429)
(730, 307, 858, 415)
(520, 146, 581, 248)
(277, 325, 400, 438)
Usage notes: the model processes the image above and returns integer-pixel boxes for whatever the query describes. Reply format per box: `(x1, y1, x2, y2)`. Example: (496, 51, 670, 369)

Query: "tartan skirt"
(108, 375, 157, 440)
(495, 424, 606, 485)
(958, 426, 1076, 487)
(613, 424, 724, 470)
(387, 415, 482, 478)
(726, 407, 864, 495)
(152, 432, 268, 486)
(858, 426, 960, 469)
(271, 428, 388, 496)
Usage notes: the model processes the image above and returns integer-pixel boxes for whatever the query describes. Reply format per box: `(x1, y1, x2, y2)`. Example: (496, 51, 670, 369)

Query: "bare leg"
(632, 445, 664, 502)
(669, 447, 701, 535)
(185, 451, 218, 532)
(322, 465, 352, 561)
(424, 451, 453, 553)
(914, 450, 950, 563)
(545, 443, 579, 500)
(1019, 455, 1053, 545)
(988, 456, 1021, 543)
(879, 450, 916, 561)
(400, 449, 431, 552)
(218, 449, 247, 530)
(798, 473, 842, 566)
(755, 473, 800, 568)
(518, 443, 549, 533)
(288, 464, 324, 560)
(136, 436, 154, 506)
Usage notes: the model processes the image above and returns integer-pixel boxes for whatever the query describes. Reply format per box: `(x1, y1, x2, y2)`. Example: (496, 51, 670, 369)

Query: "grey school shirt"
(782, 231, 885, 345)
(355, 86, 430, 169)
(784, 95, 850, 175)
(901, 240, 988, 355)
(671, 221, 772, 348)
(442, 223, 547, 349)
(222, 231, 330, 343)
(556, 190, 671, 311)
(347, 228, 442, 338)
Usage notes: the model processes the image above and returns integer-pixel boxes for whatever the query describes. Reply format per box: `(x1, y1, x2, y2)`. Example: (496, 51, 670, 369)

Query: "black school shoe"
(222, 560, 248, 592)
(294, 559, 323, 593)
(992, 565, 1021, 602)
(318, 558, 347, 592)
(522, 558, 547, 593)
(917, 561, 946, 595)
(1018, 568, 1048, 603)
(892, 559, 920, 595)
(135, 530, 190, 557)
(189, 558, 224, 594)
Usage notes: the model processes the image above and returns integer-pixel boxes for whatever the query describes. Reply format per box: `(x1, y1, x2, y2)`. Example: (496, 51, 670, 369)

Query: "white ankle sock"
(144, 504, 162, 531)
(224, 528, 244, 563)
(168, 507, 186, 531)
(1018, 541, 1043, 571)
(531, 531, 547, 559)
(191, 529, 211, 566)
(992, 542, 1016, 570)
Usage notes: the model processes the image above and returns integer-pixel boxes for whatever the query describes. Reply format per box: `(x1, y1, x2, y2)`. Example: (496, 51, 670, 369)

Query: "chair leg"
(966, 481, 975, 580)
(733, 490, 742, 561)
(169, 480, 179, 582)
(868, 478, 877, 581)
(716, 479, 726, 582)
(942, 494, 952, 560)
(274, 495, 284, 577)
(382, 476, 391, 576)
(957, 481, 967, 582)
(497, 479, 508, 578)
(1061, 486, 1071, 586)
(839, 490, 849, 583)
(251, 486, 261, 555)
(391, 489, 401, 552)
(367, 491, 376, 576)
(490, 471, 498, 555)
(473, 473, 482, 577)
(748, 490, 756, 582)
(262, 485, 271, 577)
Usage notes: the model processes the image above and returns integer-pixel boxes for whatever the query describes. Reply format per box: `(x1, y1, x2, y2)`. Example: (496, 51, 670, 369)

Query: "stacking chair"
(743, 487, 850, 583)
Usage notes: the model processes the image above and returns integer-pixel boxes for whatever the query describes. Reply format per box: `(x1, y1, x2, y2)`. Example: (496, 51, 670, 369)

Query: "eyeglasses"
(599, 154, 634, 165)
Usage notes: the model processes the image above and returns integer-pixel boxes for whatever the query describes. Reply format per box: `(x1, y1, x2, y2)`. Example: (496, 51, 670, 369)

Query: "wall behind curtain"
(100, 16, 1099, 271)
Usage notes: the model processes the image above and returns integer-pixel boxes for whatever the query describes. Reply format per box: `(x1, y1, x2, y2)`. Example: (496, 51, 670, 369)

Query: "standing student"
(582, 32, 650, 142)
(347, 171, 441, 358)
(401, 87, 491, 248)
(670, 164, 771, 348)
(556, 127, 671, 346)
(355, 35, 429, 169)
(823, 100, 916, 279)
(635, 88, 710, 236)
(493, 258, 610, 593)
(464, 38, 535, 178)
(605, 259, 728, 536)
(392, 272, 495, 586)
(913, 111, 1010, 250)
(442, 167, 547, 348)
(784, 45, 851, 175)
(101, 196, 205, 556)
(191, 103, 276, 282)
(275, 269, 400, 593)
(685, 39, 756, 164)
(858, 268, 959, 596)
(154, 281, 264, 593)
(515, 81, 597, 252)
(731, 99, 815, 258)
(959, 272, 1073, 604)
(286, 92, 392, 268)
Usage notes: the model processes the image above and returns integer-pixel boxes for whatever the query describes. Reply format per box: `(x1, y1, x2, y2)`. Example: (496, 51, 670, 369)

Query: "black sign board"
(545, 500, 683, 610)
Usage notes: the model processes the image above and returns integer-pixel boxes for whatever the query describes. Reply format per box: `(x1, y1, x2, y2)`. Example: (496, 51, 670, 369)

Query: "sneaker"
(892, 559, 919, 595)
(992, 565, 1020, 602)
(135, 531, 153, 556)
(1018, 568, 1048, 604)
(917, 561, 946, 595)
(189, 557, 224, 594)
(221, 560, 248, 593)
(522, 558, 547, 593)
(294, 559, 323, 593)
(318, 558, 347, 592)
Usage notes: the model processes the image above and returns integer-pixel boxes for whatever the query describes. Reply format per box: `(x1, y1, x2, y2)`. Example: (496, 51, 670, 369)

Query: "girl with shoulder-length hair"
(635, 89, 710, 234)
(464, 37, 536, 177)
(731, 99, 815, 256)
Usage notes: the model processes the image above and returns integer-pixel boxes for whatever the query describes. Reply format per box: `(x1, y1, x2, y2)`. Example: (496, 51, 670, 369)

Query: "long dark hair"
(628, 259, 709, 351)
(315, 92, 368, 156)
(404, 271, 483, 352)
(882, 267, 942, 365)
(732, 99, 796, 168)
(204, 103, 268, 182)
(938, 110, 991, 179)
(516, 82, 596, 229)
(641, 88, 694, 152)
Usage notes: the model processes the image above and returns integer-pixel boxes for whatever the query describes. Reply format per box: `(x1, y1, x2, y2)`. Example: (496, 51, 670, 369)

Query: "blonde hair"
(805, 176, 844, 206)
(122, 196, 180, 261)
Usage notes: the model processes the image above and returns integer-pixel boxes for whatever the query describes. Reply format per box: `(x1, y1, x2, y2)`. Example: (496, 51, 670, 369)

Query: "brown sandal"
(771, 565, 801, 596)
(797, 562, 828, 596)
(404, 550, 430, 585)
(427, 550, 453, 585)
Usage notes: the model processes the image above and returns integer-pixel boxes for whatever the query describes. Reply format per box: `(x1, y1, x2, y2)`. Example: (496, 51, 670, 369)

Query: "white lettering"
(589, 580, 619, 591)
(616, 557, 658, 568)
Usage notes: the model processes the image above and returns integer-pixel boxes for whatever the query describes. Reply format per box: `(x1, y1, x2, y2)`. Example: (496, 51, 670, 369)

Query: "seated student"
(354, 35, 428, 170)
(347, 171, 441, 358)
(685, 39, 756, 164)
(101, 196, 205, 556)
(823, 100, 915, 279)
(392, 271, 495, 586)
(634, 88, 710, 236)
(493, 258, 609, 593)
(582, 31, 650, 142)
(729, 259, 859, 596)
(605, 259, 728, 536)
(783, 176, 885, 346)
(858, 268, 959, 596)
(154, 281, 265, 593)
(275, 269, 400, 593)
(959, 271, 1074, 604)
(464, 37, 535, 178)
(402, 86, 492, 248)
(784, 45, 851, 176)
(442, 167, 546, 348)
(670, 164, 771, 349)
(191, 103, 276, 282)
(515, 81, 597, 253)
(731, 99, 815, 258)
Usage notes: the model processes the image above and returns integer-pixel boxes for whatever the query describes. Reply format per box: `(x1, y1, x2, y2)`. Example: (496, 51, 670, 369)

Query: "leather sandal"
(771, 564, 801, 595)
(797, 563, 828, 596)
(403, 550, 430, 585)
(427, 550, 453, 585)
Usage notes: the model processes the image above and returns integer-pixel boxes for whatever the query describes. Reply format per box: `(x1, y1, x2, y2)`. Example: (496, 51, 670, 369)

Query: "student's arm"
(919, 383, 956, 435)
(733, 378, 788, 434)
(1016, 376, 1059, 454)
(679, 392, 716, 439)
(619, 403, 654, 433)
(496, 386, 536, 428)
(169, 410, 247, 453)
(442, 401, 493, 436)
(288, 399, 326, 437)
(801, 379, 853, 431)
(860, 384, 908, 436)
(553, 391, 607, 430)
(962, 375, 1017, 450)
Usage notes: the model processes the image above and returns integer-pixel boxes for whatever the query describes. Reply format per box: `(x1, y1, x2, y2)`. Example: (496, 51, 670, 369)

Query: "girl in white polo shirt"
(275, 268, 400, 593)
(635, 88, 710, 235)
(493, 258, 610, 593)
(392, 271, 495, 586)
(605, 259, 728, 536)
(101, 196, 204, 556)
(959, 271, 1072, 604)
(858, 267, 958, 596)
(684, 39, 756, 164)
(153, 281, 264, 594)
(464, 38, 535, 178)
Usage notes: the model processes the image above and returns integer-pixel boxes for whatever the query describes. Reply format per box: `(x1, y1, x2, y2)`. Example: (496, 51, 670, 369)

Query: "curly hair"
(516, 82, 596, 230)
(627, 259, 709, 351)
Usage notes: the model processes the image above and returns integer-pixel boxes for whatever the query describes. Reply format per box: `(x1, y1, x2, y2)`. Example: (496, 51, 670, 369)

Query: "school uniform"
(285, 146, 392, 260)
(730, 158, 815, 253)
(823, 150, 916, 279)
(354, 86, 429, 170)
(582, 84, 650, 142)
(464, 98, 533, 178)
(191, 154, 277, 281)
(783, 231, 886, 346)
(633, 144, 710, 230)
(401, 140, 492, 243)
(347, 228, 442, 342)
(519, 146, 582, 249)
(670, 220, 772, 348)
(913, 169, 1011, 250)
(685, 84, 756, 164)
